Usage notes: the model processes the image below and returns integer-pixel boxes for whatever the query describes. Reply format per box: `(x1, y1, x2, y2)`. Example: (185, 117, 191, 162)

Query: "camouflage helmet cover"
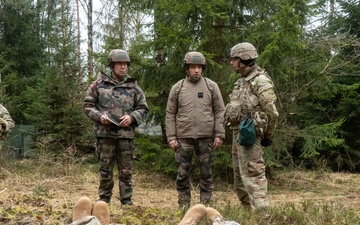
(107, 49, 131, 66)
(182, 51, 206, 68)
(230, 42, 258, 60)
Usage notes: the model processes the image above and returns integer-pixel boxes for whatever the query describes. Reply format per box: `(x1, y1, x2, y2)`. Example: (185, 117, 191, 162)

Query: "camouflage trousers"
(96, 137, 133, 203)
(231, 129, 269, 209)
(175, 138, 214, 207)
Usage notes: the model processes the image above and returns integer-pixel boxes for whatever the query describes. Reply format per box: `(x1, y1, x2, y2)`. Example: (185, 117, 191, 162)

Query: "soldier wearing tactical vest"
(0, 103, 15, 154)
(83, 49, 148, 205)
(0, 104, 14, 141)
(166, 51, 225, 209)
(224, 42, 279, 210)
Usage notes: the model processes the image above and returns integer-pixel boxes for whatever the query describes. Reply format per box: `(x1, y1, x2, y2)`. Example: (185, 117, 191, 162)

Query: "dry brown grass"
(1, 158, 360, 224)
(269, 170, 360, 210)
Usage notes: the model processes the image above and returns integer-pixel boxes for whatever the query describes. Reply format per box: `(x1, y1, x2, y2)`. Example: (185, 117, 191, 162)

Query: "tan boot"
(178, 204, 206, 225)
(72, 196, 93, 221)
(205, 207, 223, 222)
(92, 200, 110, 225)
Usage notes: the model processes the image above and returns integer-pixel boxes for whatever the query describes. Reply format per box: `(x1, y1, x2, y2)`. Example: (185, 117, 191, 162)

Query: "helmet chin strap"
(235, 58, 247, 73)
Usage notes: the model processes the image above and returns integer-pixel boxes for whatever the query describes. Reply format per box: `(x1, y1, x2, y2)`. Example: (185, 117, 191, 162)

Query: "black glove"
(261, 138, 272, 147)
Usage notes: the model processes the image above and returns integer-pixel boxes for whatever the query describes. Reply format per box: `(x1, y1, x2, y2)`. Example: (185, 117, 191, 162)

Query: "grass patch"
(0, 159, 360, 224)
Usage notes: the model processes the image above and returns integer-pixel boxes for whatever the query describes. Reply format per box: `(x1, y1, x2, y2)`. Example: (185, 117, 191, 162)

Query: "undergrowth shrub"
(134, 133, 234, 184)
(134, 133, 177, 178)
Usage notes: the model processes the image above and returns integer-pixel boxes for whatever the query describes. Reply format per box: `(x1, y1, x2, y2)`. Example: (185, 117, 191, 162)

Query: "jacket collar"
(244, 65, 261, 81)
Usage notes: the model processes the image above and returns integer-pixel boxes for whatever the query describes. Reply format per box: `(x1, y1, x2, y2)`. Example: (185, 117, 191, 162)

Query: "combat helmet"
(182, 51, 206, 70)
(107, 49, 131, 66)
(230, 42, 258, 60)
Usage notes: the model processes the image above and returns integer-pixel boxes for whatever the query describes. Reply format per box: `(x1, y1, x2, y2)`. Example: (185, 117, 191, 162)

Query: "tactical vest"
(225, 68, 270, 137)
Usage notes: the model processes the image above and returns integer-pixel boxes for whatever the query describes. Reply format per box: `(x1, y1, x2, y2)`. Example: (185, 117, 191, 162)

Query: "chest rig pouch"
(227, 70, 268, 144)
(224, 80, 242, 127)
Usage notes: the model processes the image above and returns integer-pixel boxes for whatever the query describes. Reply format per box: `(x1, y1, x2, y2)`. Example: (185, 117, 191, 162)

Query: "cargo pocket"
(225, 102, 241, 126)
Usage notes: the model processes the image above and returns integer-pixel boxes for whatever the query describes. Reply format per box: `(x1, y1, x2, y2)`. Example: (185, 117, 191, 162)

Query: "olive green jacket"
(166, 76, 225, 142)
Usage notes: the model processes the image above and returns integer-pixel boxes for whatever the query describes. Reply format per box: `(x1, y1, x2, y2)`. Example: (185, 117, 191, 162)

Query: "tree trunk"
(87, 0, 93, 78)
(75, 0, 81, 73)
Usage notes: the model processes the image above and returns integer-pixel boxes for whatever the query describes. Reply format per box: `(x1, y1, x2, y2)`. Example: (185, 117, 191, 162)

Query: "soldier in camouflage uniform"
(224, 42, 279, 210)
(0, 104, 15, 141)
(83, 49, 148, 205)
(166, 52, 225, 208)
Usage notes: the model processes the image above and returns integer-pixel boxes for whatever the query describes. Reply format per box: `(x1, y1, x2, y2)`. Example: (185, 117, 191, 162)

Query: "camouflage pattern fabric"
(175, 138, 214, 206)
(96, 138, 133, 202)
(83, 71, 148, 139)
(83, 71, 147, 203)
(231, 129, 250, 207)
(224, 65, 278, 139)
(225, 65, 279, 210)
(232, 130, 268, 209)
(0, 104, 15, 140)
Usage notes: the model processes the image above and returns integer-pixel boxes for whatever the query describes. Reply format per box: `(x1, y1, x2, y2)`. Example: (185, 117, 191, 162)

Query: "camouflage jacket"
(83, 71, 148, 139)
(166, 76, 225, 142)
(224, 65, 279, 139)
(0, 104, 15, 140)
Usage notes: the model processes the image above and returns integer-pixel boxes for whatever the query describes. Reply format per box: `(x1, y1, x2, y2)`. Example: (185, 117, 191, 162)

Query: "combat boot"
(178, 198, 191, 210)
(98, 196, 111, 204)
(240, 196, 251, 209)
(121, 198, 133, 206)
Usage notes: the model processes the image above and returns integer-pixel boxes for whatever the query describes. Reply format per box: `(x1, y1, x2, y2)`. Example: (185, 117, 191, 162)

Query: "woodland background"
(1, 0, 360, 175)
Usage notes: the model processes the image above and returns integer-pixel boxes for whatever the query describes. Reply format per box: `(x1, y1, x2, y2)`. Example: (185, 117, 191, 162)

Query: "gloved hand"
(261, 138, 272, 147)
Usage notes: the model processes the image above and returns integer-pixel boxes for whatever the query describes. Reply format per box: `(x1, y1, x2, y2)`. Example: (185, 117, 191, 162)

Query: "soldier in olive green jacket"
(166, 52, 225, 208)
(83, 49, 148, 205)
(225, 42, 279, 210)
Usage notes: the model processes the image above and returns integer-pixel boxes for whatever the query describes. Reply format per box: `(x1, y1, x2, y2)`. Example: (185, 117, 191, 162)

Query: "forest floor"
(0, 159, 360, 224)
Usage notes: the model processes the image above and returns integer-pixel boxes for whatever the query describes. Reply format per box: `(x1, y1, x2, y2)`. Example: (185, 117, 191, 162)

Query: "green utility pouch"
(238, 113, 256, 146)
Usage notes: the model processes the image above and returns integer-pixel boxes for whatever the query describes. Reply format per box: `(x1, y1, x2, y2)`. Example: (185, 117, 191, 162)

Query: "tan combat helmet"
(230, 42, 258, 60)
(182, 51, 206, 69)
(107, 49, 131, 66)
